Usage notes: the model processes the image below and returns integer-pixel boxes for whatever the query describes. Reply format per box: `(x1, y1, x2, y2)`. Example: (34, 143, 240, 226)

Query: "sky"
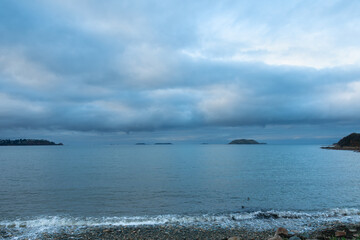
(0, 0, 360, 145)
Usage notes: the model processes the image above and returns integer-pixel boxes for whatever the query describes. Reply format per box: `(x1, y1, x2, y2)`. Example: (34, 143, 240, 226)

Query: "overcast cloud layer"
(1, 0, 360, 143)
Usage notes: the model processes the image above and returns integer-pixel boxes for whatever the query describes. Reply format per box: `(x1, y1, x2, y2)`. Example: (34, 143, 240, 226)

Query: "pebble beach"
(2, 223, 360, 240)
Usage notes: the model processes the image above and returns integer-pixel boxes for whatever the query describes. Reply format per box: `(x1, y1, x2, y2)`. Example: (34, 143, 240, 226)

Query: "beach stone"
(301, 233, 310, 239)
(289, 236, 301, 240)
(228, 237, 241, 240)
(335, 230, 346, 237)
(268, 235, 282, 240)
(275, 227, 288, 237)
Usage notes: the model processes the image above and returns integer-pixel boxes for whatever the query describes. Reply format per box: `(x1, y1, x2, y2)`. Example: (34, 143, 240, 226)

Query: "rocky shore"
(3, 223, 360, 240)
(321, 133, 360, 152)
(321, 145, 360, 152)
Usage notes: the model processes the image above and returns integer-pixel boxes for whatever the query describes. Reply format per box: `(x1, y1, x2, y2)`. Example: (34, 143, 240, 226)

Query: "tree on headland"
(0, 139, 63, 146)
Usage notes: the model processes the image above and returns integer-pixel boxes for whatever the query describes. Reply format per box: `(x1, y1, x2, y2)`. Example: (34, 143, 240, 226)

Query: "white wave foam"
(1, 208, 360, 239)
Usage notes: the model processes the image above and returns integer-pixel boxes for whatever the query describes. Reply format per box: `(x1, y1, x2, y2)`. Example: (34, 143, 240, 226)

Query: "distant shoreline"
(0, 139, 63, 146)
(228, 139, 266, 145)
(321, 133, 360, 152)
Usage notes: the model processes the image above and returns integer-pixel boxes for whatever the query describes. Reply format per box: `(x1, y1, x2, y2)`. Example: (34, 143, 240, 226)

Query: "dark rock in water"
(0, 139, 63, 146)
(228, 139, 265, 144)
(155, 143, 172, 145)
(255, 212, 279, 219)
(321, 133, 360, 151)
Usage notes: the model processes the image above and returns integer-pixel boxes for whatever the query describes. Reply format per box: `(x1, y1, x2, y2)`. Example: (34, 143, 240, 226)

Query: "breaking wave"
(1, 208, 360, 239)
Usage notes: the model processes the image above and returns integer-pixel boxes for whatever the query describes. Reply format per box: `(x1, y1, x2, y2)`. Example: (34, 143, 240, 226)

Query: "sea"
(1, 144, 360, 239)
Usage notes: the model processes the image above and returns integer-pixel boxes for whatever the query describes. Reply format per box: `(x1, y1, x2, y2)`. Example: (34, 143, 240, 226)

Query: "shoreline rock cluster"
(253, 225, 360, 240)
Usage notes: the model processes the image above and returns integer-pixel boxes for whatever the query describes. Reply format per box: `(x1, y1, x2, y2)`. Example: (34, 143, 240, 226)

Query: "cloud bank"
(1, 0, 360, 140)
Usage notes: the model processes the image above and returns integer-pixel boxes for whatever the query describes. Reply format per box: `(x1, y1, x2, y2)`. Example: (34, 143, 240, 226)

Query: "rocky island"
(229, 139, 265, 144)
(321, 133, 360, 152)
(0, 139, 63, 146)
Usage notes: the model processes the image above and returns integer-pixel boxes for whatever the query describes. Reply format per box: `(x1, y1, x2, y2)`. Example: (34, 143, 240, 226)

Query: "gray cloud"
(1, 0, 360, 142)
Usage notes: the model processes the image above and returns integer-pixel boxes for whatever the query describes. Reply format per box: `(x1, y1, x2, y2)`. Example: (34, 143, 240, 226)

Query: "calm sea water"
(1, 144, 360, 238)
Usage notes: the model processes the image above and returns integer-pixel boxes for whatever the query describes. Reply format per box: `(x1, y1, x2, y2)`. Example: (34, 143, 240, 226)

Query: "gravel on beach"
(3, 223, 360, 240)
(34, 226, 275, 240)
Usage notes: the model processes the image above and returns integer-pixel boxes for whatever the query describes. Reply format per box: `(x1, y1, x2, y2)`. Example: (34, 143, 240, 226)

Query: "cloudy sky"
(1, 0, 360, 144)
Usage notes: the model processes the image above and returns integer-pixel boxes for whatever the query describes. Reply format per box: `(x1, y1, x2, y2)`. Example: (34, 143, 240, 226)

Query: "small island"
(228, 139, 266, 144)
(321, 133, 360, 152)
(154, 143, 172, 145)
(0, 139, 63, 146)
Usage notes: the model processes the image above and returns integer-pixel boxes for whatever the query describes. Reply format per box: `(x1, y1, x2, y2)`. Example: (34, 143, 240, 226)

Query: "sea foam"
(1, 208, 360, 239)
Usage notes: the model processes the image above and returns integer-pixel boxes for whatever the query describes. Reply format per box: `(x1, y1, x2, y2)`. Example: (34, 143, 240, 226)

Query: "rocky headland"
(0, 139, 63, 146)
(321, 133, 360, 152)
(229, 139, 266, 144)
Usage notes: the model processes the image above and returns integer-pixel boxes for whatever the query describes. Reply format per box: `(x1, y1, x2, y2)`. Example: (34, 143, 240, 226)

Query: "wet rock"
(320, 229, 335, 237)
(335, 230, 346, 237)
(228, 237, 241, 240)
(289, 236, 301, 240)
(255, 212, 279, 219)
(313, 234, 325, 240)
(268, 235, 282, 240)
(275, 227, 288, 237)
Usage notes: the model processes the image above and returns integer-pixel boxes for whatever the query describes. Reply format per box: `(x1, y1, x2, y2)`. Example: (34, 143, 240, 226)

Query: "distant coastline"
(135, 143, 173, 145)
(0, 139, 63, 146)
(321, 133, 360, 152)
(228, 139, 266, 144)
